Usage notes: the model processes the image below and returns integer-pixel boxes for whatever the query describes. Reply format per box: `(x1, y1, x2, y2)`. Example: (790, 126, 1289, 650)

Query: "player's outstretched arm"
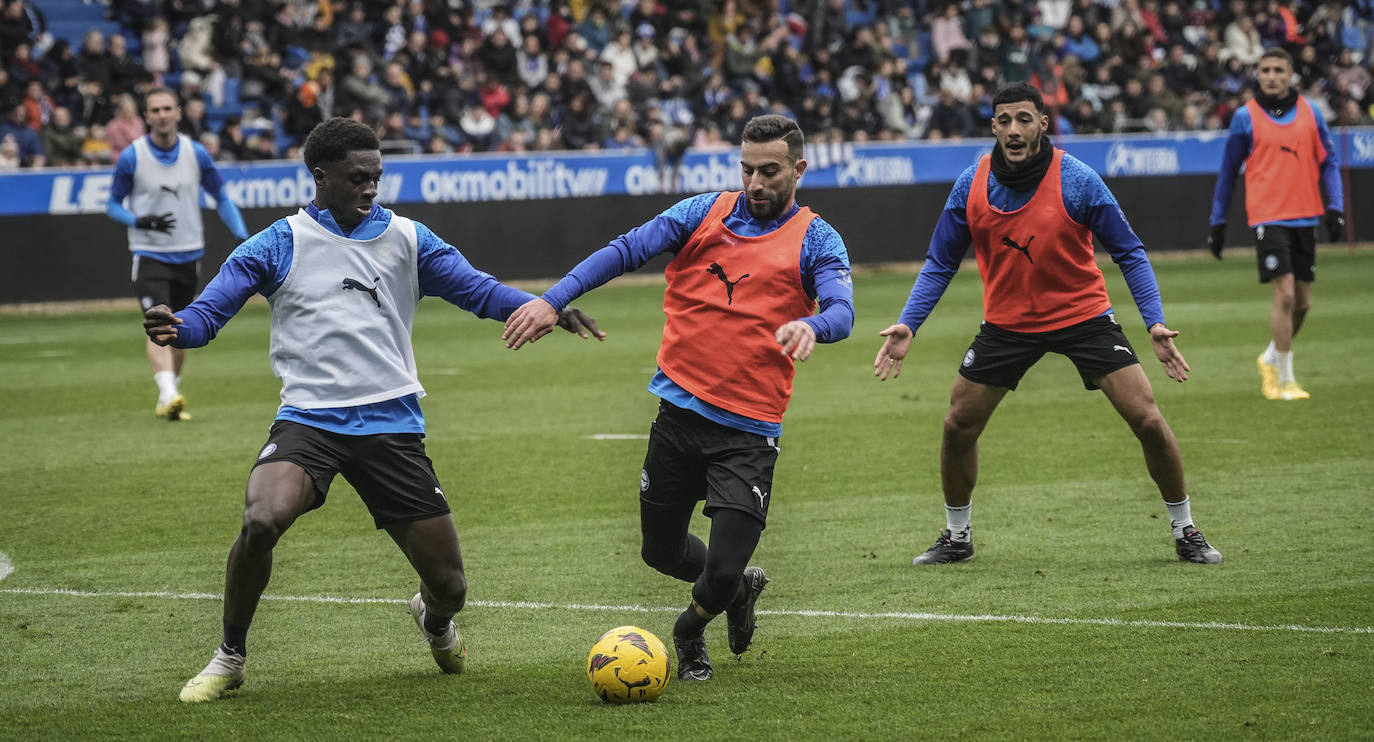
(503, 298, 606, 349)
(874, 323, 914, 381)
(144, 304, 184, 346)
(1148, 323, 1190, 383)
(776, 321, 817, 361)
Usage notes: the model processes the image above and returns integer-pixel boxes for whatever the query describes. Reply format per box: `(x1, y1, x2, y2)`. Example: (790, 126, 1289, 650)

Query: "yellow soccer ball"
(586, 626, 671, 703)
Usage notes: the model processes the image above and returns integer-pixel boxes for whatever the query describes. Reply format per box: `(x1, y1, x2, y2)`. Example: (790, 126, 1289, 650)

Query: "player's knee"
(238, 511, 286, 551)
(1273, 288, 1296, 312)
(692, 565, 741, 615)
(942, 412, 982, 446)
(641, 542, 678, 575)
(1128, 410, 1169, 444)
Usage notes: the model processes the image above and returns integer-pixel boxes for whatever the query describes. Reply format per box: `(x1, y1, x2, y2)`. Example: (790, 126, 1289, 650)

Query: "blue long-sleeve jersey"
(541, 191, 856, 436)
(1209, 100, 1343, 228)
(168, 203, 536, 434)
(107, 135, 250, 262)
(898, 152, 1165, 335)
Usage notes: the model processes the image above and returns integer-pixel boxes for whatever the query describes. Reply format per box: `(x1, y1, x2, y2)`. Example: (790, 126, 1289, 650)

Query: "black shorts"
(958, 314, 1140, 391)
(639, 400, 780, 527)
(1255, 224, 1316, 283)
(252, 420, 450, 528)
(132, 255, 199, 312)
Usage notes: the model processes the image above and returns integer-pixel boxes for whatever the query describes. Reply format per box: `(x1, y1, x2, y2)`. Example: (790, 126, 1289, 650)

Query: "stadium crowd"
(0, 0, 1371, 169)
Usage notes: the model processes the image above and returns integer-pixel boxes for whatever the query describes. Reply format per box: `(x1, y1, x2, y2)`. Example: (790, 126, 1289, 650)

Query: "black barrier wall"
(2, 171, 1366, 305)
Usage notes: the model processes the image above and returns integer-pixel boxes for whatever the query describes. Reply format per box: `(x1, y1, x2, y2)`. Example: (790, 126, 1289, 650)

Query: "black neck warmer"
(991, 137, 1053, 192)
(1254, 89, 1299, 118)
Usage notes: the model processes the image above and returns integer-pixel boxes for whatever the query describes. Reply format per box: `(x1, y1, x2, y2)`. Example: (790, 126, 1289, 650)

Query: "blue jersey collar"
(305, 201, 390, 239)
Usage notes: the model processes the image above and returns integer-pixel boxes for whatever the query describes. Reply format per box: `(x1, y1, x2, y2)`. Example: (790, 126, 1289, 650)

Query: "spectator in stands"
(107, 33, 145, 97)
(179, 96, 210, 140)
(577, 4, 613, 55)
(1224, 14, 1264, 65)
(39, 104, 80, 166)
(76, 28, 115, 91)
(40, 39, 82, 111)
(0, 0, 41, 62)
(927, 88, 973, 139)
(219, 114, 248, 161)
(0, 132, 19, 169)
(81, 121, 112, 165)
(590, 58, 626, 110)
(458, 101, 499, 150)
(7, 39, 36, 85)
(106, 93, 146, 155)
(337, 54, 390, 122)
(19, 77, 50, 129)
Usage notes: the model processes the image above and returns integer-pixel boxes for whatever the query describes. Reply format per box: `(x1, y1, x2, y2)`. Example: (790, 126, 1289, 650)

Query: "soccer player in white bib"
(106, 87, 250, 421)
(144, 118, 602, 702)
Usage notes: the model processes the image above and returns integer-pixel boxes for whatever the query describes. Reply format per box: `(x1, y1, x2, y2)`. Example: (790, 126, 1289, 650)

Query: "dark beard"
(1254, 88, 1299, 117)
(990, 137, 1053, 192)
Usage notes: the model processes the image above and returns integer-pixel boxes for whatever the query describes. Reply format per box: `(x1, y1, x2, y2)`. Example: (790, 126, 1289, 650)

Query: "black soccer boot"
(1175, 526, 1223, 564)
(911, 528, 974, 565)
(673, 633, 713, 681)
(725, 566, 769, 655)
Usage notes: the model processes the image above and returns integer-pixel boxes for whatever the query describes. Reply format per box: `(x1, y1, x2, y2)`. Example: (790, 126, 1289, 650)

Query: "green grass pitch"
(1, 249, 1372, 740)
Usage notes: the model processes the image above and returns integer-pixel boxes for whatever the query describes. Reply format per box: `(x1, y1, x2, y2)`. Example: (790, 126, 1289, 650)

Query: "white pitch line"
(1, 586, 1370, 635)
(0, 552, 13, 582)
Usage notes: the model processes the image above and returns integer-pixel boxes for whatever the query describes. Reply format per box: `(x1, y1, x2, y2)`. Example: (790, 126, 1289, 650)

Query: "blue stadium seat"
(223, 78, 241, 106)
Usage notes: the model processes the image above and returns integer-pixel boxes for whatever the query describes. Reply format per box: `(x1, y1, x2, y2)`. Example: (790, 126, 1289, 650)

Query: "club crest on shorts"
(640, 469, 650, 492)
(963, 349, 976, 367)
(1265, 254, 1279, 271)
(258, 443, 277, 459)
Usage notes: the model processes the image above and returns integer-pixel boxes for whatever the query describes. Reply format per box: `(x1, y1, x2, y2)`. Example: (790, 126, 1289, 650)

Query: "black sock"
(221, 621, 248, 657)
(423, 610, 452, 637)
(673, 603, 710, 639)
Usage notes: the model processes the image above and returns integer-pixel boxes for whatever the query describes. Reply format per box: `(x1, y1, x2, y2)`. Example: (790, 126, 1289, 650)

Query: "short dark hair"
(991, 82, 1045, 113)
(303, 117, 380, 170)
(1259, 47, 1293, 66)
(143, 86, 179, 106)
(741, 114, 804, 162)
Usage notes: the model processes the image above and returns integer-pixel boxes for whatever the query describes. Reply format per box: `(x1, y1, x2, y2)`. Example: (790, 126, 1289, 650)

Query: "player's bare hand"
(874, 323, 914, 380)
(557, 307, 606, 341)
(1149, 323, 1190, 382)
(503, 298, 558, 349)
(776, 320, 816, 361)
(143, 304, 183, 345)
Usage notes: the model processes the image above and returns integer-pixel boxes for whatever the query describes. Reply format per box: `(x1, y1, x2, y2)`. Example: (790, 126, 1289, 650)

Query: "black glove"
(135, 213, 176, 233)
(1207, 223, 1225, 260)
(1326, 209, 1345, 243)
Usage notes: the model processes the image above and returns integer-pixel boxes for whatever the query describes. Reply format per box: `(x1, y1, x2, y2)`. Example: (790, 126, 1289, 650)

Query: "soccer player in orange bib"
(1208, 48, 1344, 401)
(874, 83, 1222, 566)
(503, 114, 854, 680)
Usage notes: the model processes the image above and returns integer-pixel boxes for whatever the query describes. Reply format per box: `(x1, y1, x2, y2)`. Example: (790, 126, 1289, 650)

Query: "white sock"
(945, 504, 971, 541)
(1261, 341, 1278, 365)
(154, 370, 178, 403)
(1166, 497, 1193, 539)
(202, 647, 245, 677)
(1277, 351, 1295, 384)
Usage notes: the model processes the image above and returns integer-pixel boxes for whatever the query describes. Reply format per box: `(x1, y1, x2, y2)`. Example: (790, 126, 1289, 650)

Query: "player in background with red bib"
(503, 115, 854, 681)
(1208, 48, 1344, 401)
(874, 83, 1222, 566)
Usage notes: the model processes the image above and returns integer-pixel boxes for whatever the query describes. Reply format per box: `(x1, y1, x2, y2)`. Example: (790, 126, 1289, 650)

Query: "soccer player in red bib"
(874, 83, 1222, 566)
(503, 115, 855, 680)
(1208, 48, 1343, 401)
